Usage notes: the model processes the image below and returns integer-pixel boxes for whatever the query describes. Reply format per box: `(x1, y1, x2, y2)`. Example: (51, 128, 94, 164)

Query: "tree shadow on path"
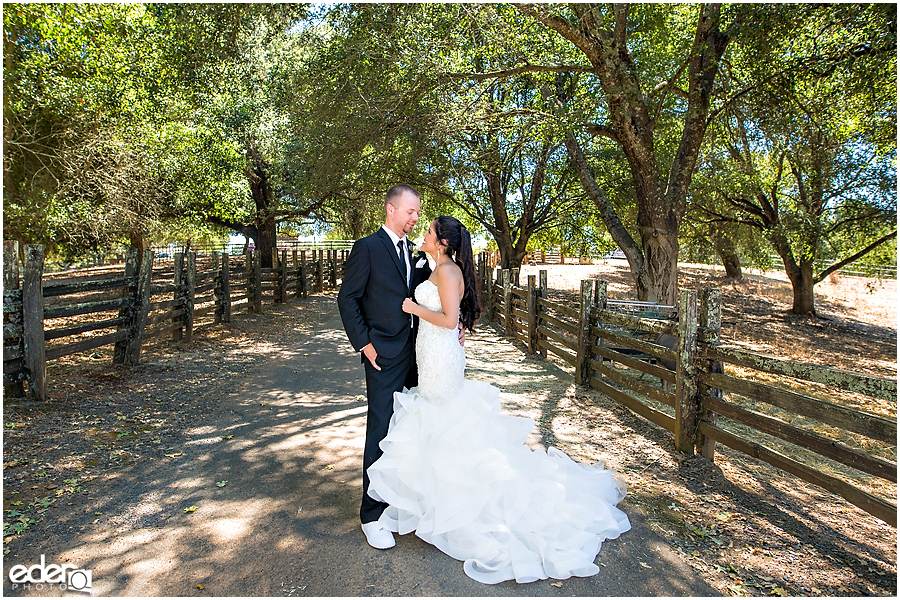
(4, 296, 718, 597)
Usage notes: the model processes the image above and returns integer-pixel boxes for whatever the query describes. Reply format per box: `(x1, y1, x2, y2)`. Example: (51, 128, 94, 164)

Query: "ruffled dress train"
(367, 280, 630, 584)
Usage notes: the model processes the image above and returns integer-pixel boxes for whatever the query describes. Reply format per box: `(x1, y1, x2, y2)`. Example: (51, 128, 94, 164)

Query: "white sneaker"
(361, 521, 395, 549)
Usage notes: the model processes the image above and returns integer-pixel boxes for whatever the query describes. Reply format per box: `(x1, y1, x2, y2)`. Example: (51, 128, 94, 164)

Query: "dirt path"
(3, 295, 715, 597)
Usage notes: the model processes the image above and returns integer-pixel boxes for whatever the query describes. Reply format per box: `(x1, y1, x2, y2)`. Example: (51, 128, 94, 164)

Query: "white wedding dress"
(367, 280, 631, 584)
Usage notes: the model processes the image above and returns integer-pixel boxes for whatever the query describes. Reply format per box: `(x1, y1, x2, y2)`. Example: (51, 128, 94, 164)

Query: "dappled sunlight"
(58, 496, 313, 594)
(184, 425, 221, 436)
(209, 516, 252, 543)
(39, 380, 371, 595)
(3, 297, 739, 596)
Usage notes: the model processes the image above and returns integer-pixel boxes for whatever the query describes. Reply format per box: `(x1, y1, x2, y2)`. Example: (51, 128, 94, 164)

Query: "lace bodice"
(414, 280, 465, 405)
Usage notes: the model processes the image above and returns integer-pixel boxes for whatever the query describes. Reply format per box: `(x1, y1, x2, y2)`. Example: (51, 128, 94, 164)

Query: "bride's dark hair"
(433, 216, 482, 332)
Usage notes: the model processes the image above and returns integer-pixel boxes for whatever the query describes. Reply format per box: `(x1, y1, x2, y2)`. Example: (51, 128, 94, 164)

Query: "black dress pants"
(360, 338, 416, 524)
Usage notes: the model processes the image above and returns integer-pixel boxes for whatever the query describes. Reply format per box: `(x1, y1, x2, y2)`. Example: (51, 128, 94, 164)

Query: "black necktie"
(397, 240, 409, 285)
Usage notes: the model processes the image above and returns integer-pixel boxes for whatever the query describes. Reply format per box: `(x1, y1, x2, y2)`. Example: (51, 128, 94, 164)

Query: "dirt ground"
(3, 264, 897, 596)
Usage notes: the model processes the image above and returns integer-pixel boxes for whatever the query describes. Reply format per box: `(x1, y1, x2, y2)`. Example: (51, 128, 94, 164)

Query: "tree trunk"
(345, 195, 370, 240)
(721, 252, 743, 280)
(715, 233, 743, 280)
(639, 229, 680, 304)
(536, 5, 728, 306)
(790, 258, 817, 316)
(246, 141, 276, 269)
(791, 274, 816, 316)
(484, 170, 526, 270)
(497, 244, 529, 270)
(256, 213, 277, 269)
(770, 230, 816, 316)
(129, 233, 147, 265)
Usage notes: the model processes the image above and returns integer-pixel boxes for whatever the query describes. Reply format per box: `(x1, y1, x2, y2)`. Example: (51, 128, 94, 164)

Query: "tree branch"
(584, 122, 620, 143)
(650, 80, 689, 99)
(613, 3, 629, 48)
(563, 130, 643, 269)
(651, 56, 692, 126)
(721, 192, 767, 222)
(825, 209, 894, 236)
(440, 63, 595, 82)
(814, 230, 897, 284)
(514, 3, 599, 62)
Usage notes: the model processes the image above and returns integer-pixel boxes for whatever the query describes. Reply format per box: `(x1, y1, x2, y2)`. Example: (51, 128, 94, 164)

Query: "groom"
(337, 184, 431, 549)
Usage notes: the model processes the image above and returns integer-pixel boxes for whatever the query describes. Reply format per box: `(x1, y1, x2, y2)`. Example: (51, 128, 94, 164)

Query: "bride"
(366, 215, 631, 585)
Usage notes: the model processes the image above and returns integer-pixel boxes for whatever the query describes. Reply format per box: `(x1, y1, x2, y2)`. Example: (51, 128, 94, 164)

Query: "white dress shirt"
(382, 224, 410, 284)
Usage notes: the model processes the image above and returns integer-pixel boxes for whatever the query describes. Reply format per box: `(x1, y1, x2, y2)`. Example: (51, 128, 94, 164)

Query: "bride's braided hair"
(433, 216, 482, 332)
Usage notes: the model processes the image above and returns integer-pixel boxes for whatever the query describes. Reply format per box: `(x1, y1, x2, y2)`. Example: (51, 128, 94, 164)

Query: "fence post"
(115, 248, 141, 362)
(183, 251, 195, 342)
(21, 244, 46, 401)
(215, 252, 230, 324)
(594, 280, 607, 309)
(244, 251, 253, 313)
(329, 249, 338, 289)
(538, 270, 548, 357)
(212, 251, 221, 323)
(502, 269, 513, 336)
(3, 241, 24, 398)
(4, 241, 19, 291)
(477, 252, 484, 291)
(282, 249, 289, 300)
(526, 275, 538, 354)
(483, 264, 494, 321)
(674, 289, 700, 454)
(593, 280, 608, 361)
(114, 248, 154, 366)
(299, 250, 308, 298)
(511, 267, 520, 288)
(699, 287, 722, 459)
(576, 280, 593, 385)
(316, 249, 324, 293)
(222, 252, 232, 322)
(277, 249, 287, 303)
(172, 253, 184, 341)
(291, 249, 299, 300)
(252, 249, 262, 312)
(272, 250, 281, 303)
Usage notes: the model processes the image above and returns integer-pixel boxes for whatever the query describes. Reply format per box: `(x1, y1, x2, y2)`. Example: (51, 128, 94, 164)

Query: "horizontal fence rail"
(476, 256, 897, 527)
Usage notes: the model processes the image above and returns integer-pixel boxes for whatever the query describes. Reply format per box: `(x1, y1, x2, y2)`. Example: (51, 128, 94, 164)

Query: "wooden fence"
(3, 243, 346, 401)
(477, 256, 898, 527)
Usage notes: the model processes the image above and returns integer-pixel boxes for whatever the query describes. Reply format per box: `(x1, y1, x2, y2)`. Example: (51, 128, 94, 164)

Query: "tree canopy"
(3, 3, 895, 312)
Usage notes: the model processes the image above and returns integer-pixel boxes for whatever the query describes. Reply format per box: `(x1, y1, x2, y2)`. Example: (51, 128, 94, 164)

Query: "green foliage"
(3, 3, 308, 260)
(3, 1, 895, 287)
(4, 4, 163, 253)
(691, 3, 896, 305)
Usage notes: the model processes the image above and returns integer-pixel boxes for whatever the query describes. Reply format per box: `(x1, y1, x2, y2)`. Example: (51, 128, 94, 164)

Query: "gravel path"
(3, 288, 895, 596)
(3, 295, 714, 597)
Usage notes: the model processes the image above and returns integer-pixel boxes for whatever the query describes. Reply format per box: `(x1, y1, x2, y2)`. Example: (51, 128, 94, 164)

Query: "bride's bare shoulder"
(434, 261, 463, 281)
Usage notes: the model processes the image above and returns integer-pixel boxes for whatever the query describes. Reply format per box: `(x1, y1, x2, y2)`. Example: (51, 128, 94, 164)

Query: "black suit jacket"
(337, 228, 432, 360)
